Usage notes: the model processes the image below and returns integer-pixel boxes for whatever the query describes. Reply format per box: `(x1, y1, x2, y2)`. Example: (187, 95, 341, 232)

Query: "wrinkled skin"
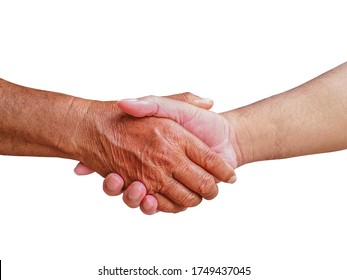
(76, 100, 234, 213)
(75, 93, 239, 214)
(118, 95, 240, 169)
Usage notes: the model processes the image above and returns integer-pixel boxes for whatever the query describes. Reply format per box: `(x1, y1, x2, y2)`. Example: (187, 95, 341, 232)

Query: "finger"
(118, 96, 217, 139)
(118, 96, 199, 121)
(183, 132, 236, 183)
(158, 177, 203, 208)
(165, 92, 214, 110)
(152, 193, 187, 213)
(74, 162, 95, 175)
(119, 97, 235, 182)
(103, 173, 125, 196)
(122, 181, 147, 208)
(139, 195, 159, 215)
(172, 159, 219, 201)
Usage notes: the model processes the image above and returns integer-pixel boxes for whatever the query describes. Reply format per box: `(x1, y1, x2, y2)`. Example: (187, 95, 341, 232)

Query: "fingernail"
(120, 98, 139, 102)
(128, 185, 142, 200)
(201, 98, 213, 103)
(142, 199, 152, 210)
(105, 174, 122, 191)
(228, 175, 237, 184)
(120, 99, 153, 106)
(106, 181, 117, 191)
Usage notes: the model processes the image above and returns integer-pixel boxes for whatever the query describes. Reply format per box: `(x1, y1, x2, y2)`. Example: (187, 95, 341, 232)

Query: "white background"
(1, 1, 346, 279)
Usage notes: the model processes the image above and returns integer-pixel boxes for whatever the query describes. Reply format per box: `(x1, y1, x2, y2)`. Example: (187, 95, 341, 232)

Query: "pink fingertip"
(74, 163, 94, 175)
(128, 183, 145, 200)
(73, 166, 81, 175)
(141, 195, 158, 215)
(104, 174, 124, 192)
(142, 199, 153, 210)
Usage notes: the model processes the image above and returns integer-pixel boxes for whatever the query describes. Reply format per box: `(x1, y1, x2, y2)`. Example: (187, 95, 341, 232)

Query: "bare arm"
(0, 79, 88, 159)
(0, 79, 234, 213)
(229, 62, 347, 165)
(110, 62, 347, 214)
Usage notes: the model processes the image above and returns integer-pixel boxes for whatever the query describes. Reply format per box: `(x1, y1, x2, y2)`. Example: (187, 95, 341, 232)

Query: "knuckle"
(181, 92, 195, 102)
(155, 199, 185, 214)
(162, 175, 202, 208)
(175, 158, 191, 173)
(144, 94, 156, 99)
(156, 200, 172, 212)
(204, 149, 219, 169)
(175, 192, 202, 208)
(144, 95, 159, 102)
(196, 173, 217, 199)
(170, 207, 187, 214)
(221, 168, 235, 182)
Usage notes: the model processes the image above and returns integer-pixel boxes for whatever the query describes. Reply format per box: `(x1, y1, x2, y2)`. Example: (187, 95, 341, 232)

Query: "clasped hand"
(74, 93, 237, 214)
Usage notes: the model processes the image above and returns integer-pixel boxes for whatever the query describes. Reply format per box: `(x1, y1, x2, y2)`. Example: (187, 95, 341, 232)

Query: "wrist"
(70, 100, 121, 164)
(0, 79, 104, 160)
(55, 97, 94, 160)
(222, 109, 255, 167)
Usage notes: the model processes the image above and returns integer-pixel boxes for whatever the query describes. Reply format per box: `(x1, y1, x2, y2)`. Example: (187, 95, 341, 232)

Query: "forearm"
(226, 62, 347, 165)
(0, 79, 91, 160)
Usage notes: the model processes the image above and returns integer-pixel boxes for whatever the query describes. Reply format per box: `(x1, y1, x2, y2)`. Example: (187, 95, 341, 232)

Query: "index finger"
(184, 133, 236, 184)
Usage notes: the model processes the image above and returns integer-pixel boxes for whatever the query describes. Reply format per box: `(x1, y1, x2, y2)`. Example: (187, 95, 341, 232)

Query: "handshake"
(73, 93, 241, 214)
(1, 62, 346, 215)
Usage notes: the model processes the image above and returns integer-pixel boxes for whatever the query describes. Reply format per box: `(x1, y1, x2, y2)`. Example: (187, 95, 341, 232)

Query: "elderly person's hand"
(0, 79, 234, 214)
(75, 93, 240, 214)
(75, 98, 235, 213)
(87, 62, 347, 215)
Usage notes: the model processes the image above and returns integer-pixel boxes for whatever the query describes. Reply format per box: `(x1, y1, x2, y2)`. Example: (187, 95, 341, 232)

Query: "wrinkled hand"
(75, 93, 240, 214)
(75, 99, 235, 213)
(74, 166, 159, 213)
(119, 96, 239, 168)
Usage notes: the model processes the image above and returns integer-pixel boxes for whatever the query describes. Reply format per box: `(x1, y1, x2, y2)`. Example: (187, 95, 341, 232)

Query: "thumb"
(118, 95, 204, 125)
